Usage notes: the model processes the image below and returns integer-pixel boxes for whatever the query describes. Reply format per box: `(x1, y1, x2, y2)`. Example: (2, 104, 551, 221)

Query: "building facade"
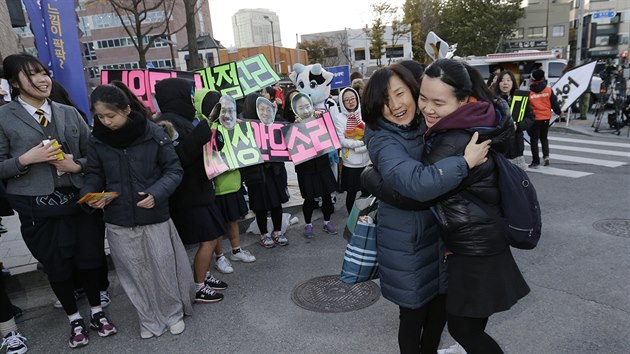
(218, 46, 307, 75)
(301, 26, 412, 77)
(503, 0, 573, 58)
(569, 0, 630, 63)
(232, 9, 282, 49)
(15, 0, 213, 87)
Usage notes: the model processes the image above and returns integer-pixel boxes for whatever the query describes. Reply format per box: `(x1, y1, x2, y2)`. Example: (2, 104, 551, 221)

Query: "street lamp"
(263, 15, 277, 72)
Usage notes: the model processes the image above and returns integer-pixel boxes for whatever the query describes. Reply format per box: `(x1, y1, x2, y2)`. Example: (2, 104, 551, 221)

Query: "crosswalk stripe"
(549, 137, 630, 149)
(526, 166, 593, 178)
(547, 144, 630, 157)
(522, 151, 626, 168)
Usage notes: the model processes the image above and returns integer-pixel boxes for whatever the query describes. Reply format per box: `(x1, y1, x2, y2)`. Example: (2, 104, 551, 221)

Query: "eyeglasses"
(343, 98, 357, 103)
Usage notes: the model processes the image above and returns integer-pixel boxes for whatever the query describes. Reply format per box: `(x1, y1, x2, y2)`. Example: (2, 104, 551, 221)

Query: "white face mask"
(218, 95, 237, 129)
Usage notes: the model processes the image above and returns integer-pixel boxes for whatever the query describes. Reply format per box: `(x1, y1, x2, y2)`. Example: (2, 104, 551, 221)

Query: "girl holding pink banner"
(287, 93, 338, 238)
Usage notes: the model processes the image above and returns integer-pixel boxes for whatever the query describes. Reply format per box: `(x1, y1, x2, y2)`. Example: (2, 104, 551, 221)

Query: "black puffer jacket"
(422, 99, 514, 256)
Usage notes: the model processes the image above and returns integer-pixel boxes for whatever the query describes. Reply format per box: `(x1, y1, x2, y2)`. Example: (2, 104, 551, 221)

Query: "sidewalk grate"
(291, 275, 380, 313)
(592, 219, 630, 238)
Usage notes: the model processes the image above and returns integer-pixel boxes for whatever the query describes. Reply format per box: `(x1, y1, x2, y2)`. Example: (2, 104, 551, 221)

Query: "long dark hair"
(90, 84, 131, 115)
(243, 92, 262, 120)
(493, 70, 517, 97)
(2, 53, 50, 100)
(361, 64, 419, 129)
(283, 88, 299, 122)
(422, 59, 494, 103)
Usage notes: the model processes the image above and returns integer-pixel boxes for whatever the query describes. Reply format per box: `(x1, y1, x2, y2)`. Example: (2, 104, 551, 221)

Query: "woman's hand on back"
(463, 131, 491, 169)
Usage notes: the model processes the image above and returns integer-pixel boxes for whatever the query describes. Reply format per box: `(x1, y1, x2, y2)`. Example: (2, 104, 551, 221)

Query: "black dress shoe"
(11, 304, 23, 318)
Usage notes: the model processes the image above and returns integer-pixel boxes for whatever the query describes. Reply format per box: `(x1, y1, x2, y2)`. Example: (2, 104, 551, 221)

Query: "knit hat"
(531, 69, 545, 81)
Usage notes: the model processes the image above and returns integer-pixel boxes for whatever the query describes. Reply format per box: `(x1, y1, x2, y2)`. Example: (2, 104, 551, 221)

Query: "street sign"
(593, 11, 615, 19)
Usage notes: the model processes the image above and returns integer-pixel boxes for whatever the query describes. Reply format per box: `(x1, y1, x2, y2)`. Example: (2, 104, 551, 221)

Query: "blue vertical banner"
(24, 0, 90, 121)
(326, 65, 351, 90)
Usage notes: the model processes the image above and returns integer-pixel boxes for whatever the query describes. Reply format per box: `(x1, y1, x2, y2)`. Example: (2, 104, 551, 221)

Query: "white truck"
(456, 50, 567, 88)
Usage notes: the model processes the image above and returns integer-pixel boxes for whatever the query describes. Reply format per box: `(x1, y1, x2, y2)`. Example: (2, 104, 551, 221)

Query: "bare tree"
(183, 0, 202, 70)
(388, 18, 410, 65)
(299, 38, 329, 65)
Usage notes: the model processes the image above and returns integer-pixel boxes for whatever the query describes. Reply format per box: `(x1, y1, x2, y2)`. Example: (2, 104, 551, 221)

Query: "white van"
(457, 50, 567, 88)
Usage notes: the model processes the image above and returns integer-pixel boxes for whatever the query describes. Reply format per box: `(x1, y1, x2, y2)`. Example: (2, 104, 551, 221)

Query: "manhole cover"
(291, 275, 380, 313)
(592, 219, 630, 238)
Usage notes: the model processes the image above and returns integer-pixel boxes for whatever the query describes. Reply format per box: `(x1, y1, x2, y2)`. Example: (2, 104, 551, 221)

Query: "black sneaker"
(1, 331, 27, 354)
(68, 319, 89, 348)
(90, 311, 117, 337)
(10, 304, 22, 318)
(195, 286, 224, 303)
(0, 223, 7, 234)
(204, 274, 228, 290)
(528, 163, 540, 169)
(543, 157, 549, 166)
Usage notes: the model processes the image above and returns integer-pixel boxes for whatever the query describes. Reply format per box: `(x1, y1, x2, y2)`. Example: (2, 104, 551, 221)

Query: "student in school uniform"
(0, 54, 115, 349)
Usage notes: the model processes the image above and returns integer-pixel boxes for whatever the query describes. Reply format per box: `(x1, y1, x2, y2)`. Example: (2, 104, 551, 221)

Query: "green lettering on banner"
(216, 122, 263, 169)
(198, 62, 243, 98)
(237, 54, 280, 96)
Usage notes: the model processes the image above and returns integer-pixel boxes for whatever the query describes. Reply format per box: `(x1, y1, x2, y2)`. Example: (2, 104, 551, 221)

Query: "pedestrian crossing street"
(523, 136, 630, 178)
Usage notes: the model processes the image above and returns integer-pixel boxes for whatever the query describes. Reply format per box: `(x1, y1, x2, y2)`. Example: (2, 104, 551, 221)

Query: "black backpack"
(465, 150, 542, 249)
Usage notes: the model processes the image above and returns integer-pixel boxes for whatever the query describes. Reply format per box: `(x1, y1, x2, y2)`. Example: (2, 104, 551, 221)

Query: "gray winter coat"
(81, 121, 183, 227)
(364, 117, 468, 309)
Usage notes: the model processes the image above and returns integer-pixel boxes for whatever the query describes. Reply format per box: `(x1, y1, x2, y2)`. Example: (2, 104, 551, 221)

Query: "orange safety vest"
(529, 86, 553, 121)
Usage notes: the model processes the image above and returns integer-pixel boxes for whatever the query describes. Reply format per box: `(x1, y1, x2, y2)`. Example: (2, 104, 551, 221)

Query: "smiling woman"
(361, 63, 491, 353)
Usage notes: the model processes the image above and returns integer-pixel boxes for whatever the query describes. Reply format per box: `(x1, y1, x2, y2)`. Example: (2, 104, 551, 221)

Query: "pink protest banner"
(203, 128, 229, 180)
(102, 69, 203, 113)
(280, 112, 341, 165)
(101, 69, 154, 111)
(248, 120, 291, 162)
(203, 121, 264, 179)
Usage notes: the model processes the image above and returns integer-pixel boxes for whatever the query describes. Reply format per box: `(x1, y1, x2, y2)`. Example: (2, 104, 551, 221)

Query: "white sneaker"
(230, 248, 256, 263)
(169, 319, 185, 335)
(437, 343, 467, 354)
(214, 255, 234, 274)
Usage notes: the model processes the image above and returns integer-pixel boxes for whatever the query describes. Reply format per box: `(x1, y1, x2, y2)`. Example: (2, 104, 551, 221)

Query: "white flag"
(551, 61, 597, 111)
(424, 32, 449, 62)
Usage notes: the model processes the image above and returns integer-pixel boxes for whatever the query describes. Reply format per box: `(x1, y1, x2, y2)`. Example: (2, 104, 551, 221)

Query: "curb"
(4, 203, 304, 296)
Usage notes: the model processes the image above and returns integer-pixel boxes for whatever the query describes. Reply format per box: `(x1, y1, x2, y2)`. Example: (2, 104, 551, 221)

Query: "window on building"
(595, 36, 609, 46)
(385, 46, 404, 58)
(510, 28, 524, 39)
(14, 26, 33, 38)
(619, 34, 629, 45)
(88, 67, 100, 78)
(324, 47, 338, 58)
(528, 27, 546, 38)
(82, 42, 97, 61)
(354, 48, 365, 61)
(552, 25, 565, 38)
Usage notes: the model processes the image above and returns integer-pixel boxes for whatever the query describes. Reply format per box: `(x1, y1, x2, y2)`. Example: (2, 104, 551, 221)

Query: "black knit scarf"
(92, 110, 147, 149)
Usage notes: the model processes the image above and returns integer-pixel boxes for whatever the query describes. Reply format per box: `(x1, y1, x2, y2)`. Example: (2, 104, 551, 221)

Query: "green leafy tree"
(403, 0, 440, 63)
(365, 3, 398, 67)
(437, 0, 524, 56)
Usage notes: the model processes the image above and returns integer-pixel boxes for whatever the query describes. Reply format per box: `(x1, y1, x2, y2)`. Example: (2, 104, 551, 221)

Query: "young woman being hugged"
(419, 59, 529, 354)
(333, 87, 370, 213)
(0, 54, 116, 349)
(82, 84, 194, 339)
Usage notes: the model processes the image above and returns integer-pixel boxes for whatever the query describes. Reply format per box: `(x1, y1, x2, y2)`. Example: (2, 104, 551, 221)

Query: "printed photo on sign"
(256, 97, 276, 126)
(249, 121, 291, 162)
(291, 93, 314, 121)
(218, 95, 237, 130)
(281, 112, 341, 165)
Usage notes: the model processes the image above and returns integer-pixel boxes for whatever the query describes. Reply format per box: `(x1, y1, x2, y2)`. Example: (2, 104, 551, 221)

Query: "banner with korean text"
(24, 0, 90, 120)
(281, 113, 341, 165)
(196, 54, 280, 99)
(203, 122, 264, 179)
(248, 121, 291, 162)
(101, 69, 203, 112)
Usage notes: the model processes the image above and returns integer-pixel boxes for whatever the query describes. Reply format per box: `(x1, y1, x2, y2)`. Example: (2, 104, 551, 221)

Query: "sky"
(208, 0, 406, 48)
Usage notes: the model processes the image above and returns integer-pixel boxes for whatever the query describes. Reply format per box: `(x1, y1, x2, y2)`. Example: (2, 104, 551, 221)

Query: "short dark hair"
(361, 64, 419, 129)
(398, 60, 426, 82)
(422, 59, 494, 103)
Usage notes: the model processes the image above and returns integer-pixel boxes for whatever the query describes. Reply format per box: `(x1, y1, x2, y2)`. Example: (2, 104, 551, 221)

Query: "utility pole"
(264, 16, 277, 72)
(575, 1, 585, 64)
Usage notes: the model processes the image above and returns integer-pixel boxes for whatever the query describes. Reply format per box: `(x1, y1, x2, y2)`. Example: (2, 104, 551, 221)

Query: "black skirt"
(339, 166, 365, 193)
(215, 189, 249, 222)
(247, 164, 289, 212)
(171, 203, 227, 244)
(446, 247, 530, 318)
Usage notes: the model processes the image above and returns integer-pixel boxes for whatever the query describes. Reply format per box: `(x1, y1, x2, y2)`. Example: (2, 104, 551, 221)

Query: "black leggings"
(398, 294, 447, 354)
(50, 268, 103, 316)
(254, 206, 283, 234)
(303, 197, 333, 224)
(0, 277, 13, 322)
(447, 314, 503, 354)
(528, 119, 550, 164)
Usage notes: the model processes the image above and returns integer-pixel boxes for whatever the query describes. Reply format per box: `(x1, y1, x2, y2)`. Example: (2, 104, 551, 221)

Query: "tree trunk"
(184, 0, 201, 70)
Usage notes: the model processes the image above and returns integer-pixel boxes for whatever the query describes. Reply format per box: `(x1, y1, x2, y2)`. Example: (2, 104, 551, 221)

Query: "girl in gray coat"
(362, 64, 490, 354)
(81, 84, 194, 339)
